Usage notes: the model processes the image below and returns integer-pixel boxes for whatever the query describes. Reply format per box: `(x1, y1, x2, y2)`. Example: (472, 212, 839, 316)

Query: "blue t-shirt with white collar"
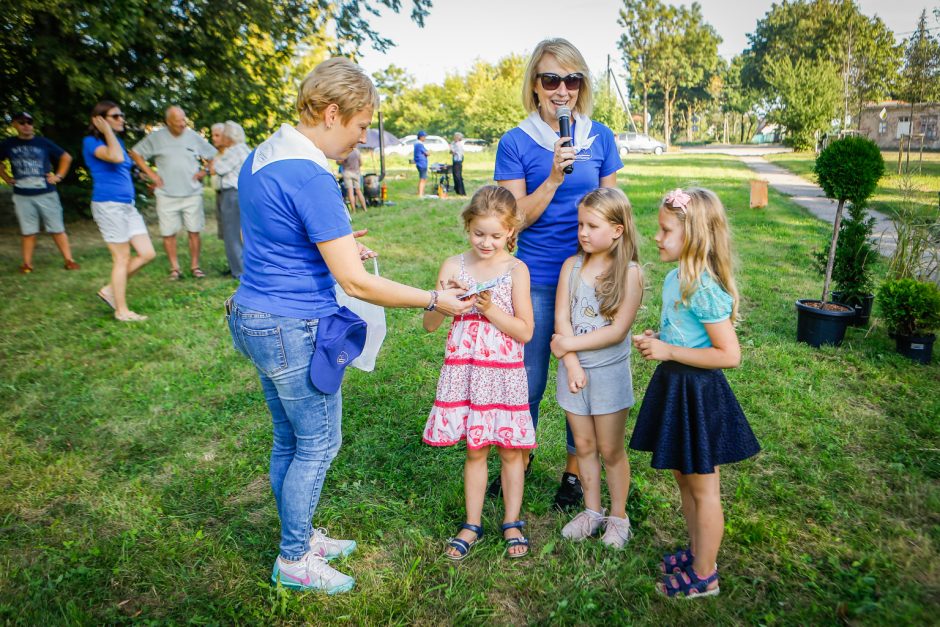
(235, 124, 352, 319)
(659, 268, 734, 349)
(413, 141, 429, 169)
(494, 119, 622, 285)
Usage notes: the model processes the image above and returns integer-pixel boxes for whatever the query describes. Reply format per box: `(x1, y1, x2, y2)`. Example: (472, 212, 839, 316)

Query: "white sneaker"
(562, 508, 606, 540)
(310, 527, 357, 561)
(600, 515, 633, 549)
(271, 552, 355, 594)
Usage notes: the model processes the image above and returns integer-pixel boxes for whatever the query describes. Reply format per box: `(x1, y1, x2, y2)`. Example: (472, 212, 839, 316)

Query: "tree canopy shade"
(766, 56, 841, 151)
(0, 0, 431, 152)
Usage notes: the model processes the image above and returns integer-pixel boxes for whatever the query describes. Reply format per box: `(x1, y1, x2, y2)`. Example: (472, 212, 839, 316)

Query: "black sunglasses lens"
(539, 74, 561, 90)
(563, 75, 583, 90)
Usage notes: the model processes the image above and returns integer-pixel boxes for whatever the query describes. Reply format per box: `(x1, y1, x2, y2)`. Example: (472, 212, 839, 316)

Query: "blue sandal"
(501, 520, 529, 559)
(661, 547, 694, 574)
(658, 565, 720, 599)
(445, 523, 483, 561)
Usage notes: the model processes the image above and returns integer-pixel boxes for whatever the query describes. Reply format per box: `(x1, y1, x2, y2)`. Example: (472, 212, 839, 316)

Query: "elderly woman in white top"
(211, 121, 251, 278)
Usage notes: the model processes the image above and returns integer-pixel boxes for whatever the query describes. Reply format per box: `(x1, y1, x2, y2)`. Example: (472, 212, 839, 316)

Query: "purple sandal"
(661, 547, 694, 574)
(658, 565, 720, 599)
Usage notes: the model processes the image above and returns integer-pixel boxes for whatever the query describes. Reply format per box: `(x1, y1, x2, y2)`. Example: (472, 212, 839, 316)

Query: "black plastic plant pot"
(831, 291, 875, 327)
(795, 299, 856, 347)
(894, 333, 935, 364)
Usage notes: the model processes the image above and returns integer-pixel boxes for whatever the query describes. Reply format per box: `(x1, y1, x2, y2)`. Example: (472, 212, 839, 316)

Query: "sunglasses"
(537, 72, 584, 91)
(106, 113, 126, 119)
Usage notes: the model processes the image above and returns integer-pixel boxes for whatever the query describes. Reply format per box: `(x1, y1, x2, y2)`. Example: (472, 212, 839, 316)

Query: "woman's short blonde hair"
(521, 38, 593, 117)
(297, 57, 379, 126)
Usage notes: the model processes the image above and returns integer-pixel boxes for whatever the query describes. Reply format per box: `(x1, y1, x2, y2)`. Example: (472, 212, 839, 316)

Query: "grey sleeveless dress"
(556, 255, 636, 416)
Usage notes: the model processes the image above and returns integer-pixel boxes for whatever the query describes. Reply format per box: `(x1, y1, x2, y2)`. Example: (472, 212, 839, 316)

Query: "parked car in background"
(384, 134, 450, 156)
(617, 132, 665, 155)
(462, 138, 488, 152)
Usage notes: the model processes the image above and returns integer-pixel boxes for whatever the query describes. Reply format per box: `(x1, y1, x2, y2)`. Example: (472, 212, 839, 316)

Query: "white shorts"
(14, 192, 65, 235)
(155, 193, 205, 237)
(342, 170, 361, 189)
(91, 201, 149, 244)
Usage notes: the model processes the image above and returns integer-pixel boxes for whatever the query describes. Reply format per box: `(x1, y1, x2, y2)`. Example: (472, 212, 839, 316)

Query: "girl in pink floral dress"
(423, 186, 535, 560)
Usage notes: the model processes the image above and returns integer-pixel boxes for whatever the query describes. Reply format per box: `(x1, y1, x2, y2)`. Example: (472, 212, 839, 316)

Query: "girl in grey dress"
(550, 188, 643, 548)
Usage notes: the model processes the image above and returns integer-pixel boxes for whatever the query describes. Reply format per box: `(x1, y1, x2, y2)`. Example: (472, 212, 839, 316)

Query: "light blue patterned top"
(660, 268, 734, 348)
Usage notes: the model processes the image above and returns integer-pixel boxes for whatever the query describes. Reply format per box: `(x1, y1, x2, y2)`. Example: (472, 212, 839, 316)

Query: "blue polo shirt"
(413, 141, 429, 169)
(494, 120, 622, 285)
(235, 145, 352, 319)
(82, 135, 135, 203)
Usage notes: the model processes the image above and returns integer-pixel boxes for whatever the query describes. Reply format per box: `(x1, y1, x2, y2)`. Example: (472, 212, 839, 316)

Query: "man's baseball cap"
(417, 130, 427, 138)
(309, 306, 367, 394)
(12, 111, 33, 123)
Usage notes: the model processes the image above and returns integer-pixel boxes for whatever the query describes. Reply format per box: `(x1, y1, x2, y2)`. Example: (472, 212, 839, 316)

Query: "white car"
(616, 132, 666, 155)
(385, 134, 450, 156)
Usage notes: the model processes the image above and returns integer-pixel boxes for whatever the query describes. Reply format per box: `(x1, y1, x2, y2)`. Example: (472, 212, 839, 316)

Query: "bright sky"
(357, 0, 933, 86)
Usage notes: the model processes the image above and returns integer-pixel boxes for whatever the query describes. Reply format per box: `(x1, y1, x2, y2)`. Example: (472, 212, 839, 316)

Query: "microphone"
(556, 106, 574, 174)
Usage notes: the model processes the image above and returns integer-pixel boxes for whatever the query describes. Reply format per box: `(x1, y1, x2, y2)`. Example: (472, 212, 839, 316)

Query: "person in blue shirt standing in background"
(0, 111, 80, 273)
(414, 130, 429, 197)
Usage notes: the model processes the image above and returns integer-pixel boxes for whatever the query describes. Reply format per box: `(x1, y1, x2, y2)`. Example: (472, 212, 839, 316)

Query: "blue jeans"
(228, 302, 343, 561)
(527, 283, 576, 455)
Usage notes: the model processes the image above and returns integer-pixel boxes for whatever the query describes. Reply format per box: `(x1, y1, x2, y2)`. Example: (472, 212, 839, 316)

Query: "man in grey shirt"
(130, 106, 217, 279)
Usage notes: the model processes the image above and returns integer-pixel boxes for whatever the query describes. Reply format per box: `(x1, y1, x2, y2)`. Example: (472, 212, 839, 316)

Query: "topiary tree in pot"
(796, 136, 885, 346)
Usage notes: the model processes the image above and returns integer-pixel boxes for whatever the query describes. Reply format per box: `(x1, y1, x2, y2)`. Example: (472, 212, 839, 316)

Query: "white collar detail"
(251, 124, 330, 174)
(517, 110, 596, 153)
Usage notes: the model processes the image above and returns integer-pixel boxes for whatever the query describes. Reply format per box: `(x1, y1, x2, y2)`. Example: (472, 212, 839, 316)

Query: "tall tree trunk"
(686, 105, 693, 143)
(822, 198, 846, 303)
(642, 88, 649, 135)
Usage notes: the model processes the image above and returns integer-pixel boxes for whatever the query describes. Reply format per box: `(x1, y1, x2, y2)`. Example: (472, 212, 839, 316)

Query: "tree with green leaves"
(721, 55, 761, 143)
(766, 56, 840, 150)
(618, 0, 660, 135)
(743, 0, 902, 127)
(897, 10, 940, 168)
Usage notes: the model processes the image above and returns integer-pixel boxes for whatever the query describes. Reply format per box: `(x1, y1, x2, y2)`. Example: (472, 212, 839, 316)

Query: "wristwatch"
(425, 290, 438, 312)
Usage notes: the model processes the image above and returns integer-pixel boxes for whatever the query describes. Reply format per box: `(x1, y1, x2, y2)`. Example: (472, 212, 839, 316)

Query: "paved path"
(740, 156, 899, 258)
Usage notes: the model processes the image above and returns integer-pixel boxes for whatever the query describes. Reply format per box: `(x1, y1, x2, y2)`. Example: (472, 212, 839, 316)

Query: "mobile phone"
(459, 277, 501, 299)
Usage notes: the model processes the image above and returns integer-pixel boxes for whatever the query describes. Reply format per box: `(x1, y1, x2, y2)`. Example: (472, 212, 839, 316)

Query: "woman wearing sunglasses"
(82, 101, 156, 322)
(493, 38, 623, 510)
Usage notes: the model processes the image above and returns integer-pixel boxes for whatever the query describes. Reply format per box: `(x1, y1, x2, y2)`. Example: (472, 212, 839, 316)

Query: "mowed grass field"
(765, 149, 940, 223)
(0, 152, 937, 625)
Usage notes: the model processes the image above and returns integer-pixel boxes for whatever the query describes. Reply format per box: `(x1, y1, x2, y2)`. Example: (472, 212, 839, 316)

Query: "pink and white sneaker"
(271, 551, 354, 594)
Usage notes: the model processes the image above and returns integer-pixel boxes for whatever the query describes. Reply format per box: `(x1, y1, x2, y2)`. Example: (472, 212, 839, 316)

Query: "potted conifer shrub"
(815, 201, 878, 326)
(878, 278, 940, 364)
(796, 137, 885, 347)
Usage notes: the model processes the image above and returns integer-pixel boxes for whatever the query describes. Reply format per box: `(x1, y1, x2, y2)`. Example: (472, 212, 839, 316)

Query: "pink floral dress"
(423, 256, 536, 450)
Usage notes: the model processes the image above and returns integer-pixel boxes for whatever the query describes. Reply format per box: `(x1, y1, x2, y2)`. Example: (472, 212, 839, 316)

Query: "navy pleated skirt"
(629, 361, 760, 474)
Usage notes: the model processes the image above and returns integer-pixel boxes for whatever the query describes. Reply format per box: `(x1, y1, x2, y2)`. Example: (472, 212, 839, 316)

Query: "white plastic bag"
(335, 258, 387, 372)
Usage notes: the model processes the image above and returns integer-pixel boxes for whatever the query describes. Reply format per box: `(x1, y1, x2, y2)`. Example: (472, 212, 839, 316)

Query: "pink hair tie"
(664, 188, 691, 211)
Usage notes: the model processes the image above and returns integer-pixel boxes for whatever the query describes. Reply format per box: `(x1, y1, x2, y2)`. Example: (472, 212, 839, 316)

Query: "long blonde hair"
(461, 185, 523, 252)
(521, 38, 594, 117)
(577, 188, 641, 319)
(661, 187, 739, 322)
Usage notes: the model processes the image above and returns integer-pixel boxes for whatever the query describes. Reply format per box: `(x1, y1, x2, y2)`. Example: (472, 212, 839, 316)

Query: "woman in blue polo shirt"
(83, 100, 156, 322)
(228, 57, 472, 595)
(493, 38, 623, 510)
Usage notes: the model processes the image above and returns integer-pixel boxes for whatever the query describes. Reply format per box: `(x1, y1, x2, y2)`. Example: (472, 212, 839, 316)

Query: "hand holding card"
(459, 276, 502, 300)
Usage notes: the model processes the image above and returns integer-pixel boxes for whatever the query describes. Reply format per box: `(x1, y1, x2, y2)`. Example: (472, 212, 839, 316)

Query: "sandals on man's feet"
(191, 267, 206, 279)
(445, 523, 483, 561)
(502, 520, 529, 559)
(658, 565, 720, 599)
(168, 268, 182, 281)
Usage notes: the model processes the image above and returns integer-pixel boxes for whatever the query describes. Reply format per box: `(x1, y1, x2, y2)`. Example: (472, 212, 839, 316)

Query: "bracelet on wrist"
(424, 289, 438, 312)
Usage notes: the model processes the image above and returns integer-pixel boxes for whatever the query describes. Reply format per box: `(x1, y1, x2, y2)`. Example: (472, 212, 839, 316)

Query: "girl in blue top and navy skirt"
(631, 188, 760, 599)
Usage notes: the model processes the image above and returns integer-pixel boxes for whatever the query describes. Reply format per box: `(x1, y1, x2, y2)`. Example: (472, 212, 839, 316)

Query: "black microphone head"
(555, 106, 571, 121)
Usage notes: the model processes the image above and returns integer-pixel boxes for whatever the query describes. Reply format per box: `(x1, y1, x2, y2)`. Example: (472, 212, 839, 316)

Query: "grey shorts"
(556, 358, 635, 416)
(155, 192, 205, 237)
(13, 192, 65, 235)
(91, 201, 149, 243)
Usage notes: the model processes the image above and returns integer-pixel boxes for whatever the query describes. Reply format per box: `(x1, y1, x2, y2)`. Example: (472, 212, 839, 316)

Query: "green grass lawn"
(766, 150, 940, 223)
(0, 153, 937, 624)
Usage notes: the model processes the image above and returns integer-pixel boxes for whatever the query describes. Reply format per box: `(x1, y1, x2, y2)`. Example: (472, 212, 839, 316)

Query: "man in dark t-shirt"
(0, 111, 79, 273)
